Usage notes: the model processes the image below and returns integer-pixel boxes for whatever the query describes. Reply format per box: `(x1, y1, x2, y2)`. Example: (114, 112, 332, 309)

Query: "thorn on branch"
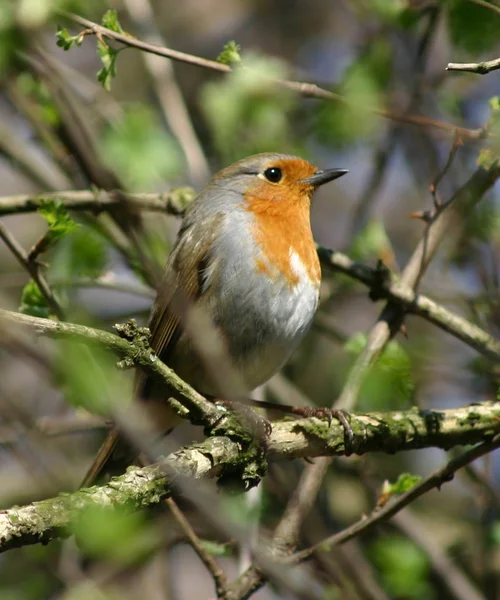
(409, 210, 434, 223)
(368, 260, 392, 302)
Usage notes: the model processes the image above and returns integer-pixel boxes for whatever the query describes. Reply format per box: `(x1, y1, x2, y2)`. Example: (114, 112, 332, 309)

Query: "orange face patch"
(243, 158, 321, 286)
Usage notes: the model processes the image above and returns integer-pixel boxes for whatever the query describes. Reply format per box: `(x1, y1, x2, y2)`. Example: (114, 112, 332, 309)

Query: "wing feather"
(81, 214, 223, 487)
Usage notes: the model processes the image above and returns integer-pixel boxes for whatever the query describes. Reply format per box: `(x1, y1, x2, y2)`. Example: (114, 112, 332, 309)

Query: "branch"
(0, 399, 499, 553)
(0, 222, 64, 320)
(2, 187, 499, 363)
(0, 188, 195, 217)
(318, 249, 500, 363)
(57, 11, 487, 141)
(0, 308, 222, 429)
(447, 58, 500, 74)
(289, 433, 500, 563)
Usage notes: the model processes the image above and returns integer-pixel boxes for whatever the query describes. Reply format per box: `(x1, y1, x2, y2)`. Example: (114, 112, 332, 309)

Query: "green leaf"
(345, 335, 414, 410)
(217, 40, 241, 65)
(52, 226, 108, 279)
(101, 9, 125, 34)
(202, 53, 301, 161)
(350, 219, 394, 262)
(55, 26, 84, 51)
(100, 105, 182, 189)
(385, 472, 421, 496)
(369, 535, 432, 599)
(96, 41, 120, 91)
(447, 0, 500, 54)
(73, 505, 157, 565)
(38, 200, 80, 250)
(56, 341, 129, 415)
(315, 40, 391, 147)
(19, 280, 50, 318)
(199, 540, 233, 557)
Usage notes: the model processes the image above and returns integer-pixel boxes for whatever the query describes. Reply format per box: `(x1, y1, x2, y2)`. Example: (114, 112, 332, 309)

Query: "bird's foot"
(288, 406, 354, 455)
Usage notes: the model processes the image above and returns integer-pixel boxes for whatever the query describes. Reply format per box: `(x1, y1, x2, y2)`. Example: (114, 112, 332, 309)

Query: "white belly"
(214, 249, 319, 391)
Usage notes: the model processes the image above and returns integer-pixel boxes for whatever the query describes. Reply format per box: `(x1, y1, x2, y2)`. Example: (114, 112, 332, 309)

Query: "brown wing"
(81, 215, 223, 488)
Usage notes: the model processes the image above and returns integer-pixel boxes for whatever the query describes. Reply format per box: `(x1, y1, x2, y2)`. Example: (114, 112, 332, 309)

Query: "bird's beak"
(300, 168, 348, 187)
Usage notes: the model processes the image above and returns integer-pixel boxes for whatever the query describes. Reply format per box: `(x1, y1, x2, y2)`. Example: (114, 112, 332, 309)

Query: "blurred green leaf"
(369, 0, 406, 22)
(345, 334, 414, 410)
(38, 199, 80, 249)
(369, 534, 433, 599)
(490, 521, 500, 546)
(316, 40, 391, 146)
(447, 0, 500, 54)
(350, 219, 393, 262)
(73, 505, 157, 565)
(202, 54, 301, 161)
(56, 341, 129, 416)
(96, 41, 120, 91)
(51, 225, 108, 279)
(217, 40, 241, 65)
(199, 539, 233, 557)
(101, 8, 125, 34)
(16, 72, 60, 126)
(19, 280, 50, 318)
(100, 105, 182, 190)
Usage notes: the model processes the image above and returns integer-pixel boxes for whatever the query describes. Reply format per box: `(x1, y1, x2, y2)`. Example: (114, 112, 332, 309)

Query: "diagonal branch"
(57, 11, 487, 141)
(289, 433, 500, 563)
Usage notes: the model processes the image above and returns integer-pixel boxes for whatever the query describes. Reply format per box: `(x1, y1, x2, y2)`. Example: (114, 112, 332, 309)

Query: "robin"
(82, 153, 348, 486)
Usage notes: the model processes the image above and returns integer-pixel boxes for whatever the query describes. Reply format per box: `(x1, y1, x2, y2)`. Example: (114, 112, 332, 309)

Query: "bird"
(82, 153, 348, 487)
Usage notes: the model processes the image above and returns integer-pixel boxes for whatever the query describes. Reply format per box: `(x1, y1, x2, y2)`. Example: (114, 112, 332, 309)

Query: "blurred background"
(1, 0, 500, 598)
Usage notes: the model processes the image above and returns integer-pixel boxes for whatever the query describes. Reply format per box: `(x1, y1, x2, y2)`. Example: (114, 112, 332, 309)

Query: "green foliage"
(369, 534, 433, 599)
(217, 40, 241, 65)
(19, 280, 50, 318)
(16, 72, 60, 126)
(202, 54, 301, 162)
(73, 505, 157, 565)
(38, 199, 80, 248)
(56, 341, 129, 416)
(97, 41, 120, 91)
(55, 27, 85, 51)
(96, 11, 126, 90)
(52, 226, 108, 279)
(345, 333, 414, 410)
(447, 0, 500, 55)
(100, 105, 182, 190)
(316, 40, 391, 146)
(199, 539, 233, 557)
(382, 472, 421, 498)
(368, 0, 406, 23)
(350, 219, 393, 262)
(490, 521, 500, 546)
(101, 8, 125, 34)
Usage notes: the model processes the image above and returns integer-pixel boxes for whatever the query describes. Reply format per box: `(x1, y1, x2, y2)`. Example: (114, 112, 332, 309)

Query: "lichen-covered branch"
(0, 402, 499, 554)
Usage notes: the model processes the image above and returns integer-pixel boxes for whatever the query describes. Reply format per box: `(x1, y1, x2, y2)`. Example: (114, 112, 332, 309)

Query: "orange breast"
(243, 164, 321, 286)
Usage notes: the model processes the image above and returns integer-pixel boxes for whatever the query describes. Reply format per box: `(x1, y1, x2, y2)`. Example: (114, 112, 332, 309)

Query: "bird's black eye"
(263, 167, 283, 183)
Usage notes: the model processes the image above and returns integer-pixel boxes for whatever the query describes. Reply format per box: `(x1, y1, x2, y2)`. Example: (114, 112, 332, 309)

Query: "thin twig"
(429, 131, 463, 209)
(447, 58, 500, 75)
(0, 221, 64, 320)
(289, 434, 500, 563)
(393, 511, 485, 600)
(122, 0, 210, 186)
(166, 498, 229, 597)
(57, 11, 487, 141)
(469, 0, 500, 17)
